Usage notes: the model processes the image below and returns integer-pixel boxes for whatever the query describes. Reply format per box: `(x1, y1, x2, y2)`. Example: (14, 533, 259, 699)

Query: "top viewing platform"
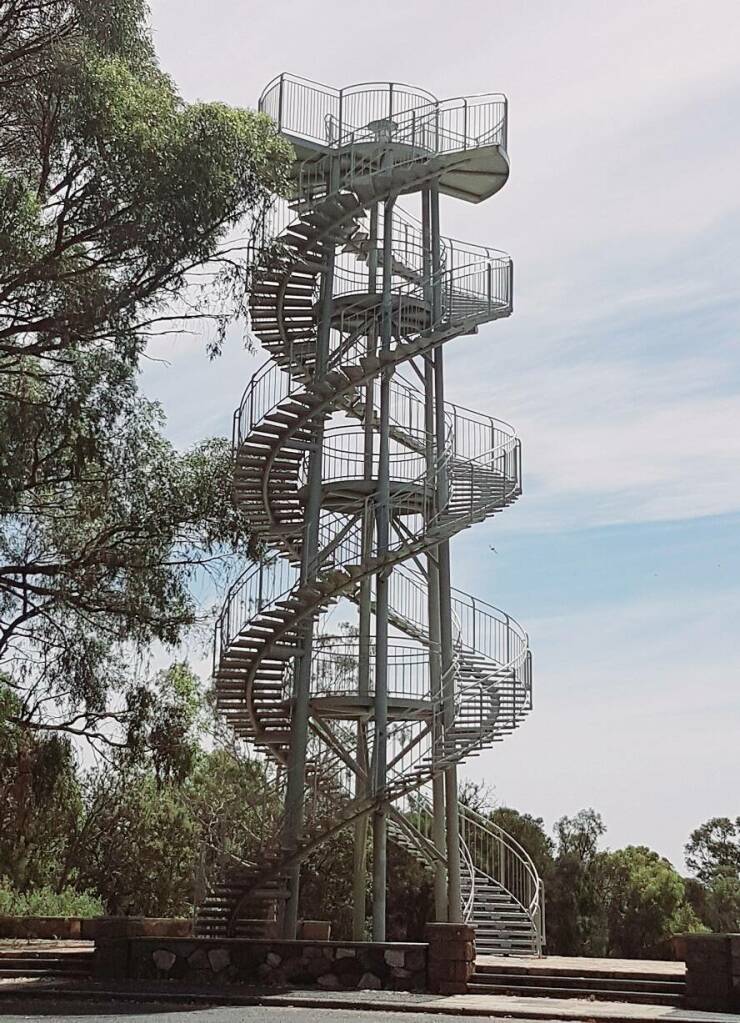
(259, 73, 510, 202)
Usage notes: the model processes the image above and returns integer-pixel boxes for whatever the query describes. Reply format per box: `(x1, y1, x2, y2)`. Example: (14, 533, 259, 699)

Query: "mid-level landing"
(288, 137, 510, 204)
(309, 693, 431, 721)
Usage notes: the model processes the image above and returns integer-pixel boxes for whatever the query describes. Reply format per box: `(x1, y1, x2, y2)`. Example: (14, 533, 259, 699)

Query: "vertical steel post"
(431, 182, 463, 924)
(281, 157, 337, 938)
(277, 75, 284, 130)
(422, 186, 448, 922)
(371, 191, 396, 941)
(352, 202, 379, 940)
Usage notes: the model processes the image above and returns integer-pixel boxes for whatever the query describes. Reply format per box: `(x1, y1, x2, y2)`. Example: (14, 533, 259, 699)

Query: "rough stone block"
(434, 959, 472, 983)
(208, 948, 231, 973)
(306, 955, 331, 979)
(152, 949, 176, 972)
(357, 971, 382, 990)
(280, 955, 306, 980)
(266, 952, 282, 967)
(428, 940, 474, 962)
(336, 948, 356, 959)
(384, 949, 405, 968)
(317, 972, 340, 989)
(187, 948, 209, 969)
(335, 955, 361, 979)
(405, 950, 426, 971)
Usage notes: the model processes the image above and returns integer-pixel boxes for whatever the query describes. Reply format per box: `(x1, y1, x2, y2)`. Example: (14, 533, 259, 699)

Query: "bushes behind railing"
(0, 878, 103, 919)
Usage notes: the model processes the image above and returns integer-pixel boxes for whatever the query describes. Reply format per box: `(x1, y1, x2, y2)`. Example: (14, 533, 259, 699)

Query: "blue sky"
(144, 0, 740, 870)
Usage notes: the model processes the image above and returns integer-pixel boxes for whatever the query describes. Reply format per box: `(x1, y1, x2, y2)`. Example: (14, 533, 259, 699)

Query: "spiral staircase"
(198, 74, 544, 955)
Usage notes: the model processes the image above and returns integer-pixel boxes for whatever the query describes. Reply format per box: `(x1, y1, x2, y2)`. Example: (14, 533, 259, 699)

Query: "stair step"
(467, 981, 683, 1007)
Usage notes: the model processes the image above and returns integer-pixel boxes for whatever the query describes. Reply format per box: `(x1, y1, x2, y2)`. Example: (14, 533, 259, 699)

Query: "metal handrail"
(259, 73, 507, 154)
(458, 801, 545, 952)
(210, 73, 538, 943)
(460, 829, 477, 922)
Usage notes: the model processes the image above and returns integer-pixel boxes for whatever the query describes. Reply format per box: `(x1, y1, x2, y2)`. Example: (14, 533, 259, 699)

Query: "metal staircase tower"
(202, 74, 544, 955)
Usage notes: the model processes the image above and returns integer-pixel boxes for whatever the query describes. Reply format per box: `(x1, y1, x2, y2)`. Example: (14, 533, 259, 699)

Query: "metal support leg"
(281, 161, 337, 938)
(422, 186, 447, 921)
(431, 182, 462, 924)
(352, 203, 379, 941)
(371, 193, 395, 941)
(351, 722, 370, 940)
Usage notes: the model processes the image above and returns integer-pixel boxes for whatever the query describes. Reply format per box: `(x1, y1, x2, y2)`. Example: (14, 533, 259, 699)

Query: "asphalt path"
(0, 1000, 530, 1022)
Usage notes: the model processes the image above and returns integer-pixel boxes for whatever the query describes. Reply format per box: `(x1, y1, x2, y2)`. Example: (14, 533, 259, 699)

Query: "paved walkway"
(0, 982, 738, 1023)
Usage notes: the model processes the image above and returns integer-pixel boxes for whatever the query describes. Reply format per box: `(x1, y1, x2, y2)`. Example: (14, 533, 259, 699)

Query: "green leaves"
(0, 879, 103, 918)
(684, 816, 740, 934)
(685, 816, 740, 884)
(0, 0, 289, 753)
(591, 846, 706, 957)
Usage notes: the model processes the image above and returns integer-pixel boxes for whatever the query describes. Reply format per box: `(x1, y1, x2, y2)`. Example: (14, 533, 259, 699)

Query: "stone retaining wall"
(0, 916, 192, 942)
(100, 936, 428, 991)
(425, 922, 476, 994)
(0, 916, 83, 940)
(684, 933, 740, 1012)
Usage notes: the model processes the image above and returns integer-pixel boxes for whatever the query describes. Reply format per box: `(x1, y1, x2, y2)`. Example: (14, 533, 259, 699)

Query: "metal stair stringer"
(207, 75, 540, 946)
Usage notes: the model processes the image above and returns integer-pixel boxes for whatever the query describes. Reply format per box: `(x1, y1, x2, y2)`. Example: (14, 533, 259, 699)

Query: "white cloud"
(139, 0, 740, 871)
(466, 589, 740, 869)
(144, 0, 740, 534)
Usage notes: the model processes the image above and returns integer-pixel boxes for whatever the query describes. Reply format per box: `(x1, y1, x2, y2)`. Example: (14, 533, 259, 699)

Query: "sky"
(143, 0, 740, 871)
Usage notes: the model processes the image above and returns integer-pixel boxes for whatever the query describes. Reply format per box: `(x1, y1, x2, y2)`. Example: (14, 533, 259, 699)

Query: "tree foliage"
(591, 846, 704, 958)
(684, 816, 740, 934)
(0, 0, 291, 368)
(685, 817, 740, 884)
(0, 0, 291, 753)
(0, 678, 80, 887)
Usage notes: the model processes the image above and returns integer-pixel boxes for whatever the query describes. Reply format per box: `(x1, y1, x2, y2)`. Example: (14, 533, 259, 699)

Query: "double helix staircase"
(200, 74, 543, 955)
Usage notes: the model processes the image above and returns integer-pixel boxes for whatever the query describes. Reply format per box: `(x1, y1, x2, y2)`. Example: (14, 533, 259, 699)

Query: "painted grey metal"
(352, 200, 379, 942)
(371, 193, 396, 941)
(422, 186, 448, 923)
(203, 73, 543, 954)
(281, 157, 338, 939)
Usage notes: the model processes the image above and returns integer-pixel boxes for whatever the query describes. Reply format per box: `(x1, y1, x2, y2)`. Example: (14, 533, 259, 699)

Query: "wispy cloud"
(143, 0, 740, 865)
(472, 588, 740, 869)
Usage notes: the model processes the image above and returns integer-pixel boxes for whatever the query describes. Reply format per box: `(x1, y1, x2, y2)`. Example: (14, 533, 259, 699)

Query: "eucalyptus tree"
(0, 0, 292, 751)
(685, 817, 740, 933)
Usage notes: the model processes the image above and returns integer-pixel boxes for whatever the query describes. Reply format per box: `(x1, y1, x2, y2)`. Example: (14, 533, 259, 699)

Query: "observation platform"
(260, 74, 511, 203)
(309, 693, 431, 720)
(301, 479, 430, 516)
(329, 292, 431, 334)
(292, 137, 511, 204)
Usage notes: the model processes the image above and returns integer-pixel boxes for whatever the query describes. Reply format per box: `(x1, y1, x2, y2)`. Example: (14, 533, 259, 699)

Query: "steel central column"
(281, 159, 337, 938)
(422, 186, 448, 922)
(372, 192, 396, 941)
(430, 182, 463, 924)
(352, 202, 379, 941)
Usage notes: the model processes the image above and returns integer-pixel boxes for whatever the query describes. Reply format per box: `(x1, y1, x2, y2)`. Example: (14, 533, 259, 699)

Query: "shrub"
(0, 878, 103, 918)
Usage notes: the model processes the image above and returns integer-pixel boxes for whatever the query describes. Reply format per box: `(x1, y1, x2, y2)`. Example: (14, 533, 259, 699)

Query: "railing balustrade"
(259, 74, 507, 155)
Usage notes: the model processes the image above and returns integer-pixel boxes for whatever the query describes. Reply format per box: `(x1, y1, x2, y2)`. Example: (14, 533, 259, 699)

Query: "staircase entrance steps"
(0, 945, 94, 978)
(471, 956, 687, 1008)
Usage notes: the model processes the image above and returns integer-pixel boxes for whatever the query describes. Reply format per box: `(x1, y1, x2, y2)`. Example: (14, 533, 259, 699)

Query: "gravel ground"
(0, 1001, 520, 1022)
